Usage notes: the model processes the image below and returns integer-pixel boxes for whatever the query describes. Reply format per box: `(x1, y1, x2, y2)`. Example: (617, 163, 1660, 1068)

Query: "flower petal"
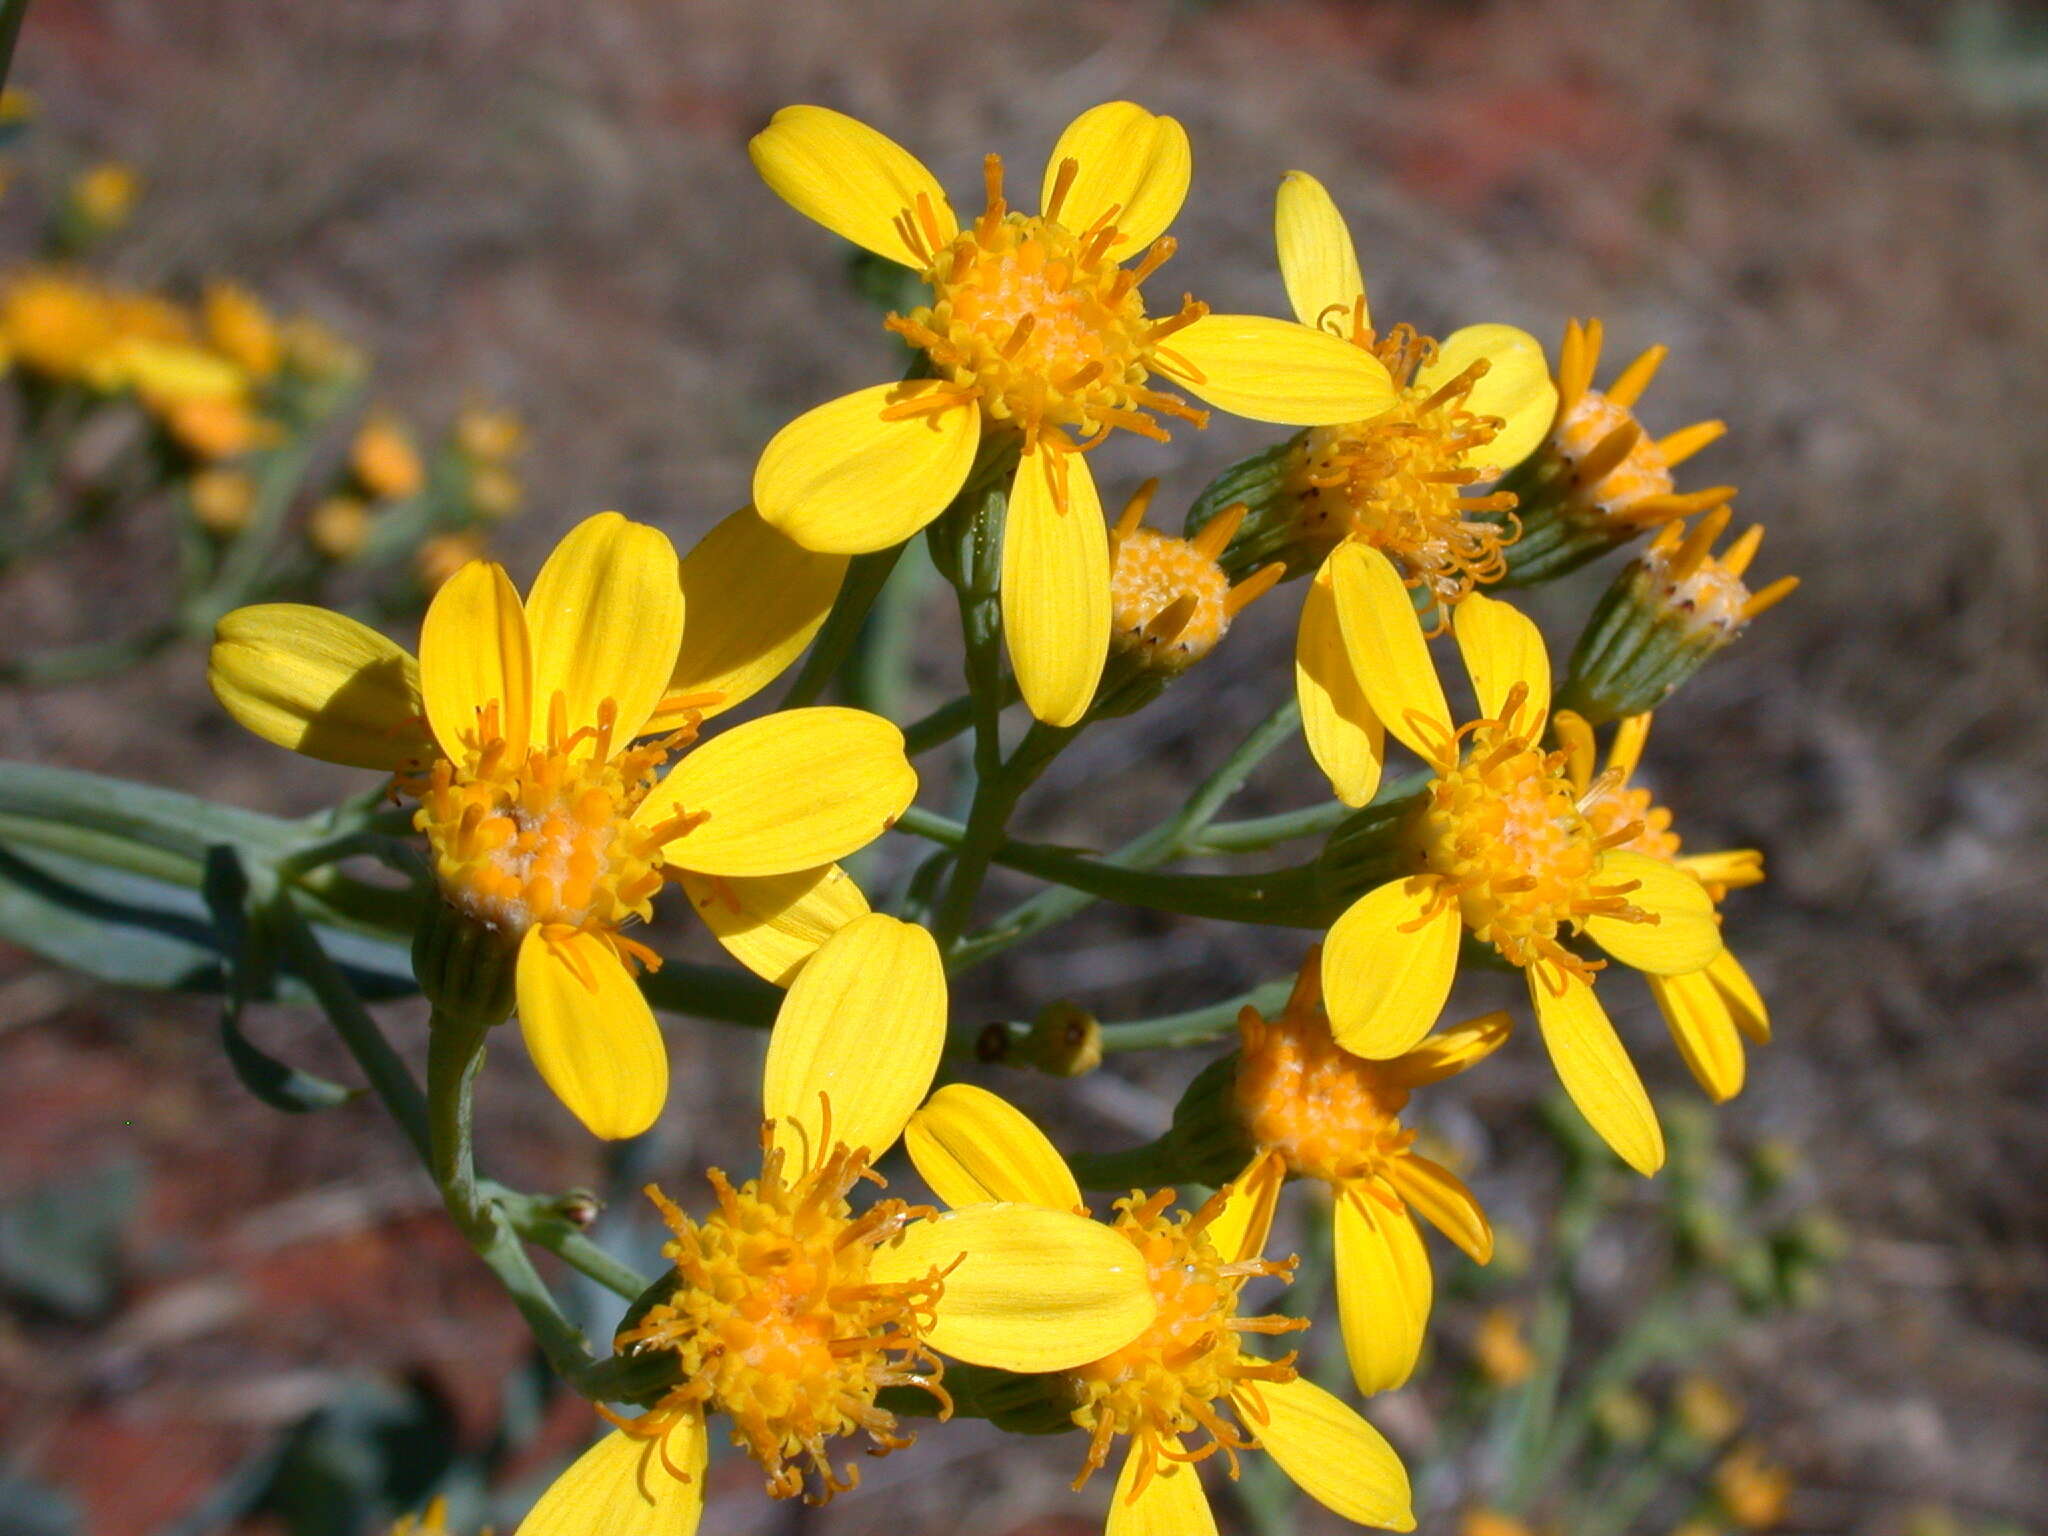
(1296, 557, 1385, 807)
(208, 604, 430, 771)
(1528, 961, 1663, 1175)
(1252, 1376, 1415, 1531)
(1155, 313, 1396, 426)
(1328, 542, 1454, 766)
(1204, 1151, 1285, 1266)
(760, 913, 944, 1167)
(869, 1203, 1155, 1372)
(753, 382, 980, 554)
(1381, 1009, 1514, 1088)
(1107, 1441, 1218, 1536)
(1415, 323, 1557, 476)
(641, 707, 916, 877)
(1334, 1188, 1431, 1395)
(1041, 101, 1191, 253)
(748, 104, 956, 267)
(653, 506, 849, 728)
(1384, 1153, 1492, 1264)
(514, 1417, 706, 1536)
(516, 929, 666, 1140)
(1451, 589, 1550, 735)
(1583, 850, 1721, 976)
(1648, 965, 1747, 1103)
(1323, 879, 1460, 1059)
(677, 863, 868, 987)
(1002, 442, 1109, 727)
(1274, 170, 1366, 331)
(419, 559, 533, 759)
(1707, 946, 1771, 1044)
(906, 1083, 1082, 1212)
(524, 512, 684, 745)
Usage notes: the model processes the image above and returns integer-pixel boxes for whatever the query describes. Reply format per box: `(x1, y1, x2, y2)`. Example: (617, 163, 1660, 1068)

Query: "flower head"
(352, 410, 425, 501)
(209, 510, 900, 1136)
(749, 103, 1395, 726)
(68, 161, 139, 234)
(1108, 481, 1282, 672)
(1318, 578, 1722, 1173)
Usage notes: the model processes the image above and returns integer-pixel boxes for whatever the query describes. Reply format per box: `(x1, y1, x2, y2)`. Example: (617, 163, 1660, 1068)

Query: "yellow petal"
(1583, 851, 1721, 975)
(1204, 1151, 1285, 1265)
(753, 381, 979, 554)
(1002, 442, 1109, 727)
(905, 1083, 1082, 1212)
(208, 604, 429, 771)
(419, 559, 532, 759)
(1334, 1189, 1431, 1395)
(524, 512, 684, 745)
(1528, 962, 1663, 1175)
(1296, 557, 1385, 807)
(1707, 946, 1770, 1044)
(1451, 589, 1550, 735)
(1155, 313, 1396, 426)
(653, 506, 849, 728)
(676, 863, 868, 987)
(641, 707, 916, 877)
(1414, 323, 1557, 475)
(1648, 966, 1747, 1103)
(514, 1418, 706, 1536)
(760, 913, 944, 1167)
(1323, 879, 1461, 1059)
(1384, 1153, 1492, 1264)
(1274, 170, 1365, 331)
(1328, 542, 1454, 766)
(1252, 1376, 1414, 1531)
(1107, 1441, 1217, 1536)
(1041, 101, 1190, 253)
(869, 1204, 1155, 1372)
(748, 104, 955, 267)
(516, 929, 666, 1140)
(1382, 1009, 1513, 1088)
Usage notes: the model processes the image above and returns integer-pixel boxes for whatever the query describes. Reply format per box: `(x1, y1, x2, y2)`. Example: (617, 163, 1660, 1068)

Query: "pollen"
(885, 155, 1209, 461)
(1234, 960, 1414, 1185)
(1065, 1189, 1303, 1501)
(1108, 484, 1282, 670)
(1285, 319, 1519, 620)
(615, 1129, 950, 1503)
(1404, 695, 1657, 978)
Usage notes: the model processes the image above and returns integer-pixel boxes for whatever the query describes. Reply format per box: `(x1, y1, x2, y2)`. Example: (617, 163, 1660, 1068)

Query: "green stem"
(1188, 800, 1353, 853)
(900, 677, 1018, 755)
(779, 544, 905, 709)
(486, 1183, 652, 1301)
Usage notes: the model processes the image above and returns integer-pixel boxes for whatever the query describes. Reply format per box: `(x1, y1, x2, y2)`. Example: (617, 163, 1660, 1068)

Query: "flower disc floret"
(1236, 988, 1414, 1186)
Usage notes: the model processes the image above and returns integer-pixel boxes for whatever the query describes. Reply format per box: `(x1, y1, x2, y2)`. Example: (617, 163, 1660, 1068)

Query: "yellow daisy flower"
(1272, 171, 1557, 806)
(1225, 949, 1509, 1395)
(517, 915, 1158, 1530)
(905, 1084, 1416, 1534)
(749, 102, 1396, 726)
(1107, 480, 1284, 674)
(1319, 581, 1721, 1174)
(1555, 708, 1770, 1104)
(202, 281, 283, 381)
(209, 509, 886, 1138)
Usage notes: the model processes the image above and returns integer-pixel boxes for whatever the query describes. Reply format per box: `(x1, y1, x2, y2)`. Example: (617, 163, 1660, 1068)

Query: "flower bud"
(352, 410, 425, 501)
(305, 494, 373, 562)
(1025, 1000, 1102, 1077)
(188, 468, 256, 537)
(410, 893, 520, 1031)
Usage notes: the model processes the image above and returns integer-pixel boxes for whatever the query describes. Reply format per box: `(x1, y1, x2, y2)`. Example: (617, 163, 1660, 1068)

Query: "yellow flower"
(1106, 481, 1284, 673)
(203, 281, 282, 381)
(1320, 583, 1722, 1174)
(749, 102, 1396, 726)
(209, 510, 888, 1137)
(188, 468, 256, 537)
(1631, 508, 1801, 640)
(517, 916, 1157, 1528)
(1461, 1512, 1543, 1536)
(903, 1084, 1416, 1533)
(353, 410, 426, 501)
(69, 160, 139, 233)
(154, 389, 276, 461)
(1226, 950, 1506, 1394)
(305, 494, 373, 561)
(2, 267, 118, 379)
(456, 401, 526, 463)
(1273, 172, 1556, 806)
(388, 1498, 462, 1536)
(1473, 1306, 1536, 1388)
(416, 530, 487, 594)
(1713, 1441, 1791, 1529)
(1555, 708, 1770, 1104)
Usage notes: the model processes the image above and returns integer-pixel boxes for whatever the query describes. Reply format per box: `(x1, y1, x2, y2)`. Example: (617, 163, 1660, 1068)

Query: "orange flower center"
(617, 1134, 949, 1503)
(1236, 1000, 1412, 1185)
(1110, 527, 1234, 666)
(1553, 388, 1673, 521)
(1065, 1191, 1302, 1499)
(885, 155, 1208, 456)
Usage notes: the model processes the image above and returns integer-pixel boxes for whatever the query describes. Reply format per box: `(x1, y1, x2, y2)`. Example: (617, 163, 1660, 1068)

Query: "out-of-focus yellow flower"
(1675, 1375, 1744, 1443)
(388, 1498, 460, 1536)
(1474, 1306, 1535, 1387)
(69, 161, 139, 233)
(515, 918, 1155, 1528)
(209, 512, 896, 1137)
(466, 462, 523, 522)
(305, 494, 372, 561)
(1460, 1510, 1542, 1536)
(1713, 1441, 1791, 1529)
(748, 101, 1395, 726)
(278, 314, 363, 380)
(2, 267, 117, 379)
(1107, 481, 1283, 673)
(455, 401, 525, 463)
(1319, 589, 1721, 1175)
(903, 1085, 1416, 1534)
(351, 410, 424, 501)
(155, 390, 274, 461)
(415, 530, 485, 594)
(0, 88, 35, 124)
(188, 468, 256, 536)
(203, 281, 281, 380)
(1554, 708, 1771, 1104)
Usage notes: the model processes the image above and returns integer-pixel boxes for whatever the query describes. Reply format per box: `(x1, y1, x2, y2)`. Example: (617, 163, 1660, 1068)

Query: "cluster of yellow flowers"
(205, 101, 1794, 1535)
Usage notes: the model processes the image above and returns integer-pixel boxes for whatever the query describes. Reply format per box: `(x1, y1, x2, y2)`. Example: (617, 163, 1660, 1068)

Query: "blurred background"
(1, 2, 2044, 1533)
